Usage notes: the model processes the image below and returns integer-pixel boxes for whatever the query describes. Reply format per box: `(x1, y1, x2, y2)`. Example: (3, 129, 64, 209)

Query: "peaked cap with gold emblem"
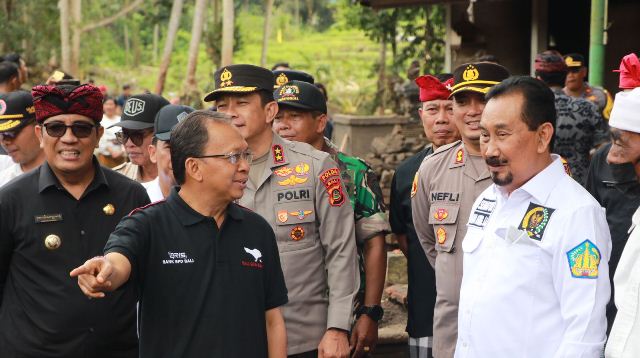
(272, 70, 315, 88)
(0, 90, 36, 133)
(203, 64, 274, 102)
(449, 62, 510, 98)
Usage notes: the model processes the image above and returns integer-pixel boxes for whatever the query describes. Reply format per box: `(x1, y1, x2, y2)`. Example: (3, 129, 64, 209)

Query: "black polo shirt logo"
(162, 251, 195, 265)
(242, 247, 264, 269)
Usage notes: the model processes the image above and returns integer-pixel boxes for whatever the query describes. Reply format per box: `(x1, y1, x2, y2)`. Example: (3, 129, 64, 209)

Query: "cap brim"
(155, 132, 171, 141)
(109, 120, 154, 130)
(449, 86, 491, 99)
(0, 119, 25, 132)
(203, 86, 259, 102)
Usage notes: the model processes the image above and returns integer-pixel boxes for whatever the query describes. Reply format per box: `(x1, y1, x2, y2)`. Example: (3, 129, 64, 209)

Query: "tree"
(59, 0, 71, 73)
(155, 0, 185, 95)
(183, 0, 208, 106)
(260, 0, 274, 67)
(221, 0, 234, 66)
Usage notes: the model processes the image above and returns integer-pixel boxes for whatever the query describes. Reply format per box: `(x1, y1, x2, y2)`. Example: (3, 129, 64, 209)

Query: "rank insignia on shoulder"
(455, 148, 464, 164)
(436, 227, 447, 244)
(277, 210, 288, 223)
(518, 202, 555, 241)
(567, 239, 601, 279)
(411, 173, 418, 198)
(290, 226, 305, 241)
(272, 144, 285, 164)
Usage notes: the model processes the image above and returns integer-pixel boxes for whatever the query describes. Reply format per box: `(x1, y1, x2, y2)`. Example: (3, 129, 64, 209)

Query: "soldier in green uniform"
(272, 79, 389, 358)
(204, 64, 358, 358)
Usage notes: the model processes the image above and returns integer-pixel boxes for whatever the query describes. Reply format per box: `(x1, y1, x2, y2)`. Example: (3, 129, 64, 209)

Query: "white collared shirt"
(0, 162, 23, 187)
(455, 155, 611, 358)
(606, 207, 640, 358)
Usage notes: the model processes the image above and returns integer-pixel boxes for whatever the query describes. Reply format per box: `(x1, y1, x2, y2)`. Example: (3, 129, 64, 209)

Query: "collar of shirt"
(493, 154, 564, 204)
(166, 187, 245, 226)
(38, 157, 109, 195)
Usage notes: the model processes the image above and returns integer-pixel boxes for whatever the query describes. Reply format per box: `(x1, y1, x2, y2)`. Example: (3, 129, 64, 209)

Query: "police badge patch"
(518, 202, 555, 241)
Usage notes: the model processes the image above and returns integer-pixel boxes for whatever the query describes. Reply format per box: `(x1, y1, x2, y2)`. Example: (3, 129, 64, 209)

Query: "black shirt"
(585, 143, 640, 331)
(104, 188, 288, 358)
(389, 146, 437, 337)
(0, 159, 149, 358)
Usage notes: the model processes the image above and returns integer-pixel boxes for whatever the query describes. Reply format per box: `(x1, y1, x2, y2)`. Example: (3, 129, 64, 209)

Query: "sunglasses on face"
(115, 129, 152, 146)
(42, 121, 97, 138)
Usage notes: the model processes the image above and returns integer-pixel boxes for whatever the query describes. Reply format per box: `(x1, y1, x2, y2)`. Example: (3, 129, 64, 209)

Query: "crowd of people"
(0, 48, 639, 358)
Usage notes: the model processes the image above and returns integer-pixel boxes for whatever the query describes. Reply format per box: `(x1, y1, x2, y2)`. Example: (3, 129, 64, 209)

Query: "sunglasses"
(115, 129, 152, 146)
(42, 121, 97, 138)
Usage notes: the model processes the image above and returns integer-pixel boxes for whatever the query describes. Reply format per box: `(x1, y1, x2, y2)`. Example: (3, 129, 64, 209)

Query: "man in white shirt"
(605, 88, 640, 358)
(144, 104, 194, 201)
(456, 76, 610, 357)
(0, 91, 45, 186)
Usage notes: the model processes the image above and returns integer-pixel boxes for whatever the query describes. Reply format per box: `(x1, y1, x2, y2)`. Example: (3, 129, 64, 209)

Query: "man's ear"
(148, 144, 157, 164)
(315, 113, 328, 135)
(34, 125, 44, 149)
(184, 157, 203, 182)
(264, 101, 279, 125)
(537, 122, 554, 153)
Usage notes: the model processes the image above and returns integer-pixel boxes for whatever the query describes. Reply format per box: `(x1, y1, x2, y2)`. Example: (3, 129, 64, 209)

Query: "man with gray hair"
(71, 110, 289, 357)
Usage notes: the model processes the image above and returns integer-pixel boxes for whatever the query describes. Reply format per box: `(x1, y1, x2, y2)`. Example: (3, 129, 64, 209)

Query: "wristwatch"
(355, 305, 384, 322)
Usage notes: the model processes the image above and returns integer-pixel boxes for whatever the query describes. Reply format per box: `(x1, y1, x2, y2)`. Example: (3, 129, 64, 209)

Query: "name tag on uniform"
(34, 214, 63, 223)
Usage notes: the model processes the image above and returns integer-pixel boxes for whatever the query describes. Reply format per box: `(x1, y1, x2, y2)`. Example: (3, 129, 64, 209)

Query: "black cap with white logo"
(154, 105, 195, 141)
(274, 80, 327, 114)
(111, 93, 170, 130)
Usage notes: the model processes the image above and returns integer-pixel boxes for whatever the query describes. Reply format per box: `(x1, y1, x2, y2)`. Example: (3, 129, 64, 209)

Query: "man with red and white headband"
(390, 73, 460, 358)
(0, 82, 149, 357)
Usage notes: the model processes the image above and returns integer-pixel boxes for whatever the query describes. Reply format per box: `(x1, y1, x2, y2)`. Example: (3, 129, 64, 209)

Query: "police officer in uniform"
(412, 62, 509, 358)
(204, 64, 358, 358)
(563, 53, 614, 120)
(272, 79, 389, 357)
(0, 83, 149, 357)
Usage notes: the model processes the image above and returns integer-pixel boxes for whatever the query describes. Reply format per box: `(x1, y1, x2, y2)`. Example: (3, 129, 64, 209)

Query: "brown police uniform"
(412, 140, 491, 358)
(239, 133, 359, 355)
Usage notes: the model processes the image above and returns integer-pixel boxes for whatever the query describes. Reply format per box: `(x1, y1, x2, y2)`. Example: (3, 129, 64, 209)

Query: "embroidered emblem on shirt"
(44, 234, 62, 250)
(277, 175, 309, 186)
(436, 227, 447, 244)
(242, 247, 264, 269)
(290, 226, 305, 241)
(433, 208, 449, 221)
(162, 251, 195, 265)
(290, 210, 313, 219)
(469, 198, 497, 228)
(518, 202, 555, 241)
(560, 157, 572, 177)
(319, 168, 345, 207)
(274, 166, 293, 177)
(567, 239, 601, 279)
(276, 189, 311, 202)
(294, 162, 310, 175)
(411, 173, 418, 198)
(103, 204, 115, 216)
(272, 144, 285, 164)
(455, 148, 464, 164)
(277, 210, 288, 223)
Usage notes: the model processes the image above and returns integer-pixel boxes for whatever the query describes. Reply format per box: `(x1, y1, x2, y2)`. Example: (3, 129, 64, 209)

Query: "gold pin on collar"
(103, 204, 115, 216)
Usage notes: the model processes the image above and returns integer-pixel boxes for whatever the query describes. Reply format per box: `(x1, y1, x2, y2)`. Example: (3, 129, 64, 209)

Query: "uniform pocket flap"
(274, 203, 316, 226)
(428, 204, 460, 225)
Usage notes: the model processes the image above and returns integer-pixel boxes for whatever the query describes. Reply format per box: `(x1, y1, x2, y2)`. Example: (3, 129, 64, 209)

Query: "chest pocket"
(428, 203, 460, 253)
(273, 199, 317, 252)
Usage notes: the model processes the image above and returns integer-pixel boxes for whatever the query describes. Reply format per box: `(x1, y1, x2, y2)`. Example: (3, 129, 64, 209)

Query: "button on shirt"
(455, 155, 611, 358)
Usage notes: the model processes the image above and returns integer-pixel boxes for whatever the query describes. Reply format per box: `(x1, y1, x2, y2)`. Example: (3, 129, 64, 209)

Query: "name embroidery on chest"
(518, 202, 555, 241)
(162, 251, 195, 265)
(469, 198, 497, 228)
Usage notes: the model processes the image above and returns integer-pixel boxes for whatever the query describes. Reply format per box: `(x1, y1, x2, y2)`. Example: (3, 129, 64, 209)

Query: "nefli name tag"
(34, 214, 63, 223)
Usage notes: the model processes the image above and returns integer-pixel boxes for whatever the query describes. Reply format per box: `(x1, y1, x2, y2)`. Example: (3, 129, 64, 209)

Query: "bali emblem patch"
(518, 202, 555, 241)
(567, 239, 601, 279)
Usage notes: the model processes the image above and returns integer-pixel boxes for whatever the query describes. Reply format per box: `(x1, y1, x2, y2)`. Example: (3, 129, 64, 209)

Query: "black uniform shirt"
(104, 188, 288, 358)
(389, 146, 437, 337)
(0, 159, 149, 358)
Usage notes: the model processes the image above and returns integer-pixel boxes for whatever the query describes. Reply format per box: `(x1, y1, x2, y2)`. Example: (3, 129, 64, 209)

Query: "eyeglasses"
(0, 120, 35, 140)
(42, 122, 97, 138)
(115, 129, 151, 146)
(193, 150, 254, 165)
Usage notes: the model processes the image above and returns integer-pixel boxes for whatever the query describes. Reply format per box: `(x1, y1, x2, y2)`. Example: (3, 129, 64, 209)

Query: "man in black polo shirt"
(0, 83, 148, 357)
(389, 73, 459, 358)
(71, 110, 288, 357)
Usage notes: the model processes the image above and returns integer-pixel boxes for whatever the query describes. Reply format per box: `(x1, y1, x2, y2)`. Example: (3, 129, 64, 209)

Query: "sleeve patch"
(518, 202, 555, 241)
(410, 172, 418, 198)
(566, 239, 601, 279)
(319, 168, 345, 207)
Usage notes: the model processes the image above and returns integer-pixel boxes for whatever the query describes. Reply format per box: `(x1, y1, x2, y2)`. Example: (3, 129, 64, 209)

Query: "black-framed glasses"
(0, 119, 35, 140)
(193, 150, 253, 165)
(42, 121, 97, 138)
(115, 129, 152, 146)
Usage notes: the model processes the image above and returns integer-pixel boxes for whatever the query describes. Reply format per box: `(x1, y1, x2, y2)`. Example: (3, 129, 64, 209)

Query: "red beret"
(32, 84, 103, 123)
(415, 75, 453, 102)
